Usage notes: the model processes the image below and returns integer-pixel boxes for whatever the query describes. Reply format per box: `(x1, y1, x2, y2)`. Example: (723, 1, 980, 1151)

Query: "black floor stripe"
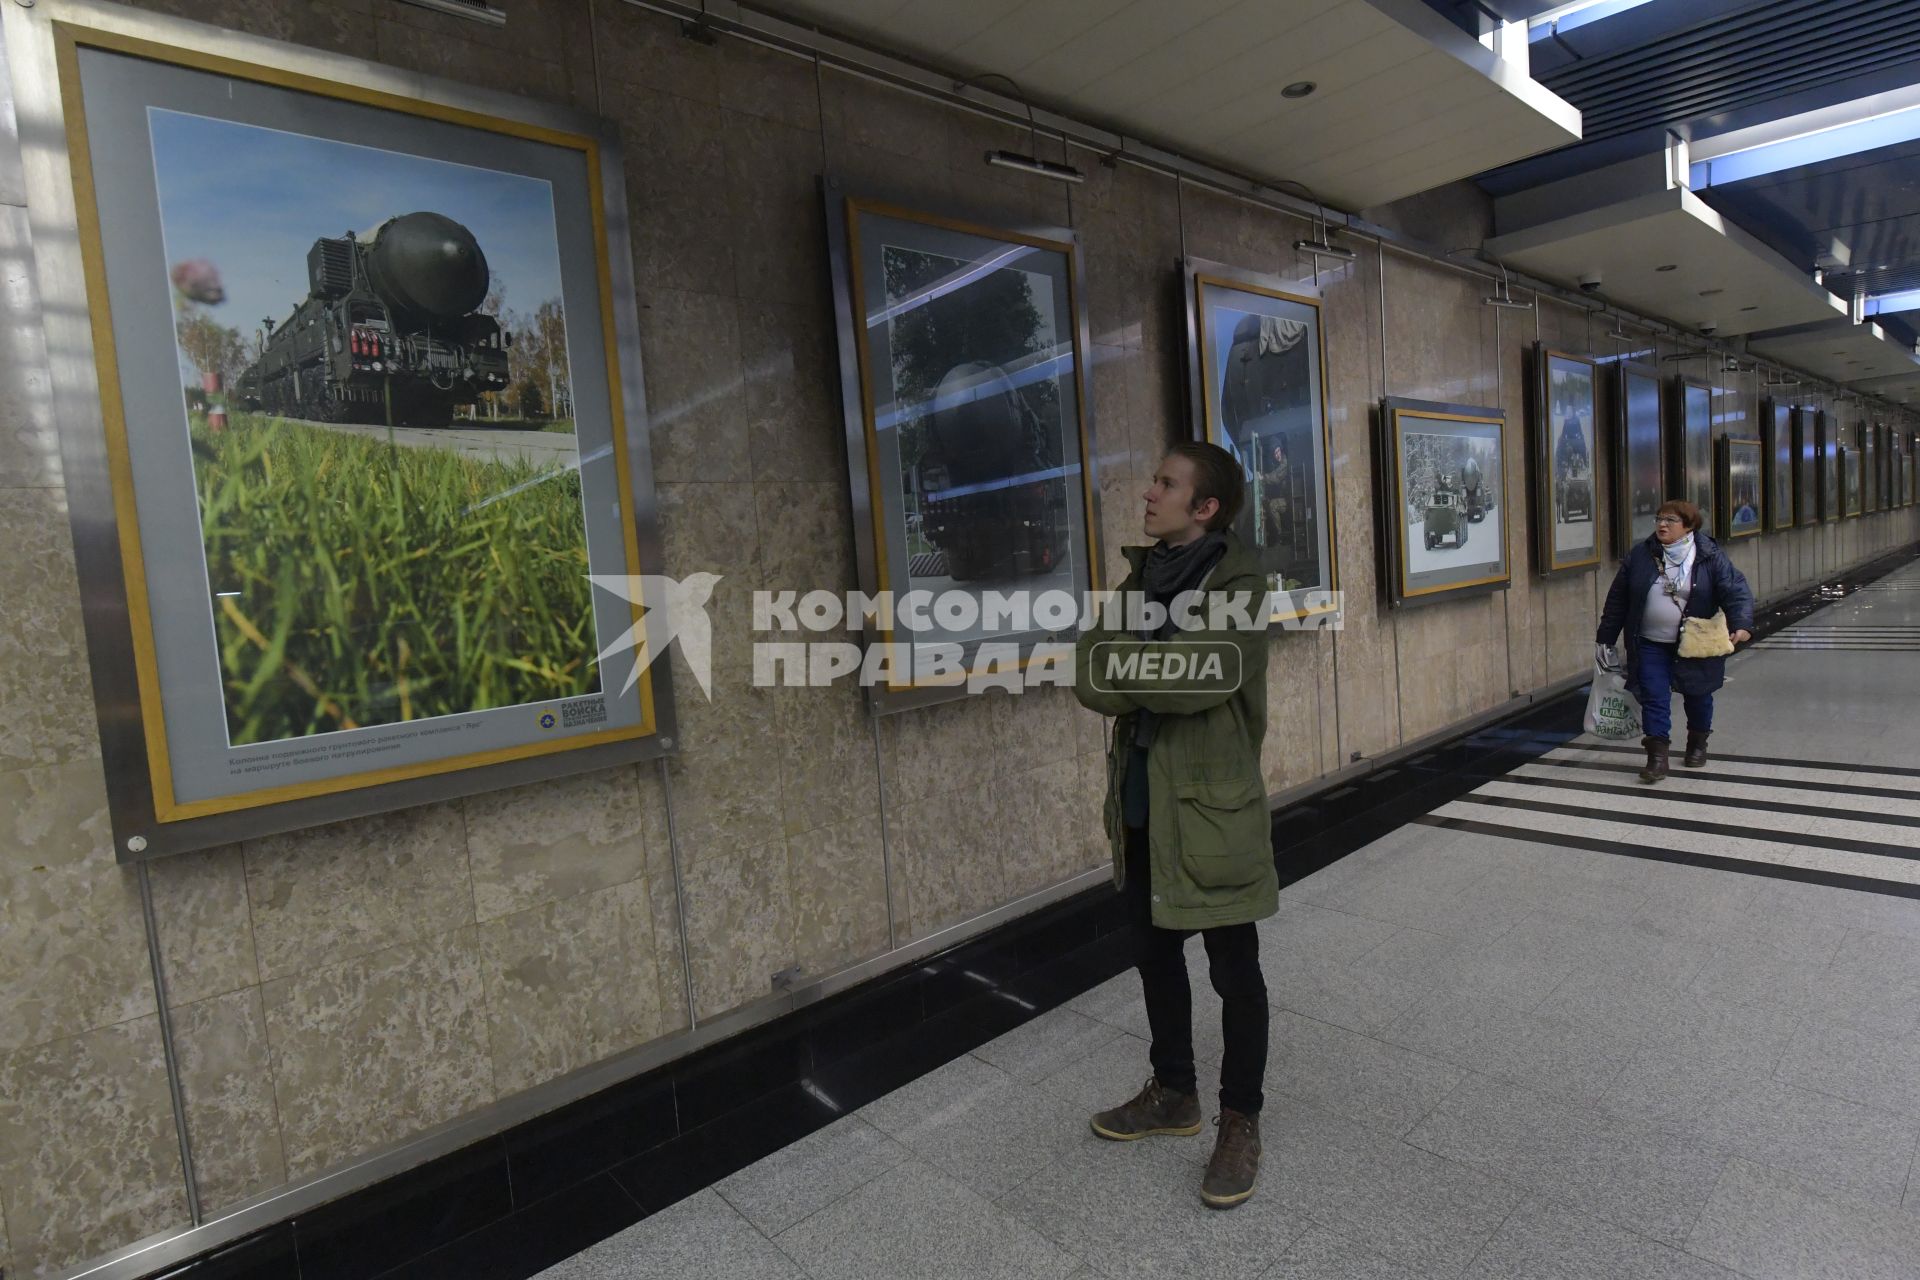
(1565, 742, 1920, 780)
(1529, 757, 1920, 801)
(1450, 792, 1920, 862)
(1490, 772, 1920, 827)
(1417, 814, 1920, 901)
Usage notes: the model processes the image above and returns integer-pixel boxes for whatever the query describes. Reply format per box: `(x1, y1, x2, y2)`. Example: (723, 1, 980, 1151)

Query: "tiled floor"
(536, 562, 1920, 1279)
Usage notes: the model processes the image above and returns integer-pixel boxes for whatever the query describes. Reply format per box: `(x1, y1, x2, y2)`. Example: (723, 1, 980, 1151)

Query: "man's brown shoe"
(1090, 1078, 1203, 1141)
(1200, 1109, 1261, 1208)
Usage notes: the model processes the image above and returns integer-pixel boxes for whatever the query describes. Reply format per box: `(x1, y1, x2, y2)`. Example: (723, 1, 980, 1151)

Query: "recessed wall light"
(1656, 264, 1679, 272)
(1282, 81, 1317, 98)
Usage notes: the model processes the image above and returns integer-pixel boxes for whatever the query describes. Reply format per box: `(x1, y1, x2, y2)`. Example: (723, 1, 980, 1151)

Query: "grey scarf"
(1130, 532, 1227, 751)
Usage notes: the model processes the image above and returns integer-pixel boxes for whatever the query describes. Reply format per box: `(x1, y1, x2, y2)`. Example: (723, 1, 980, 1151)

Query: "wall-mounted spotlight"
(962, 73, 1085, 184)
(1272, 179, 1356, 262)
(397, 0, 507, 25)
(1483, 259, 1533, 310)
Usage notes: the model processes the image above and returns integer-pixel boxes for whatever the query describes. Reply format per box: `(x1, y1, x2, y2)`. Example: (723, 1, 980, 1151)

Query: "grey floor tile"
(1690, 1077, 1920, 1210)
(1257, 1226, 1425, 1279)
(1534, 966, 1804, 1060)
(1266, 948, 1430, 1038)
(1094, 968, 1229, 1069)
(715, 1114, 913, 1237)
(1265, 1010, 1465, 1138)
(1256, 1095, 1526, 1278)
(1774, 1016, 1920, 1119)
(775, 1160, 1080, 1280)
(1688, 939, 1920, 1036)
(1343, 927, 1573, 1013)
(996, 1134, 1309, 1280)
(1405, 1073, 1733, 1245)
(858, 1053, 1088, 1199)
(1070, 973, 1142, 1027)
(976, 1006, 1128, 1085)
(536, 1190, 807, 1280)
(1686, 1157, 1920, 1280)
(1257, 902, 1402, 972)
(1380, 988, 1638, 1108)
(1494, 910, 1714, 994)
(1459, 1196, 1739, 1280)
(1598, 1035, 1792, 1135)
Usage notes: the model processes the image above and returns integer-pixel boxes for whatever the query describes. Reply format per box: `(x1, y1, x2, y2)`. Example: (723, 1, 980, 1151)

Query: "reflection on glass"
(1769, 405, 1794, 530)
(1622, 368, 1662, 544)
(1683, 382, 1713, 525)
(1545, 353, 1596, 564)
(1725, 440, 1762, 538)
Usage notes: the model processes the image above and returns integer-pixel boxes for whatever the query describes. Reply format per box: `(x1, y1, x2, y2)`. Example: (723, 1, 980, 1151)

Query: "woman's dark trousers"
(1123, 824, 1269, 1114)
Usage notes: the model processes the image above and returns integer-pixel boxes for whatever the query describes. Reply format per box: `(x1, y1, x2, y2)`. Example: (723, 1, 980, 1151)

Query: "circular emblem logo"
(538, 712, 556, 729)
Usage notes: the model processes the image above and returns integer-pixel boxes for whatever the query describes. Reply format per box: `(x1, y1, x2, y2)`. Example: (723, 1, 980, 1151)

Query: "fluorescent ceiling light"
(1692, 103, 1920, 187)
(1528, 0, 1658, 40)
(1863, 289, 1920, 318)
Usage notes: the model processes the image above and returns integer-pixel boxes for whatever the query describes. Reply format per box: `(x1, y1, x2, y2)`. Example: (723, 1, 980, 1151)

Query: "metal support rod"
(136, 861, 202, 1228)
(871, 714, 898, 952)
(656, 756, 698, 1031)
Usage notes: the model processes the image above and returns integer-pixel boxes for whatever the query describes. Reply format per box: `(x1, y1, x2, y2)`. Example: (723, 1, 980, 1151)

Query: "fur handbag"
(1678, 610, 1735, 659)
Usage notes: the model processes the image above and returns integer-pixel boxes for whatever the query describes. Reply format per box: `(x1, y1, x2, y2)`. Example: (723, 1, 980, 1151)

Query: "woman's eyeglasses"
(1653, 516, 1685, 526)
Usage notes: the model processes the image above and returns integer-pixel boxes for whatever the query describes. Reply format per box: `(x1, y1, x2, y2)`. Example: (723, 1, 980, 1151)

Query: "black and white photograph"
(1719, 436, 1763, 539)
(830, 193, 1095, 699)
(1187, 264, 1336, 619)
(1532, 346, 1598, 574)
(1763, 399, 1795, 530)
(1381, 399, 1508, 606)
(1615, 361, 1664, 549)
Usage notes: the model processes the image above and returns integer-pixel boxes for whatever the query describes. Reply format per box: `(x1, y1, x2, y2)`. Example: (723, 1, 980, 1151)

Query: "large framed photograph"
(1668, 375, 1714, 528)
(1717, 437, 1763, 540)
(1183, 259, 1336, 620)
(1378, 398, 1508, 608)
(1864, 423, 1880, 513)
(825, 182, 1098, 712)
(1762, 398, 1795, 531)
(1845, 446, 1863, 519)
(20, 11, 669, 857)
(1802, 410, 1824, 525)
(1614, 360, 1665, 550)
(1530, 345, 1599, 575)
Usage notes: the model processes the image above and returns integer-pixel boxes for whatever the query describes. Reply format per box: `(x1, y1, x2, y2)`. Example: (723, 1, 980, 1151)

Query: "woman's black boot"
(1683, 730, 1711, 769)
(1639, 735, 1670, 784)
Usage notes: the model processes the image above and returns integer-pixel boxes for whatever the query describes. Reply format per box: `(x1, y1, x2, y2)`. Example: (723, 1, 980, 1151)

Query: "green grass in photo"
(191, 412, 598, 745)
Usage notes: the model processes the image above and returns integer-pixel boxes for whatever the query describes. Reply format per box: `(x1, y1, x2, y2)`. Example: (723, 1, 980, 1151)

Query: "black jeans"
(1124, 825, 1269, 1115)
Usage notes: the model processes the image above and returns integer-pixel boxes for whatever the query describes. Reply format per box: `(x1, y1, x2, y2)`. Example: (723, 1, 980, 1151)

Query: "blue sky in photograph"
(148, 108, 564, 374)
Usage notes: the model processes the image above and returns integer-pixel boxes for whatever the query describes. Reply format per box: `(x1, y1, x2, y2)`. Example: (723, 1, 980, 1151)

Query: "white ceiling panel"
(747, 0, 1581, 208)
(1486, 188, 1846, 338)
(1749, 319, 1920, 389)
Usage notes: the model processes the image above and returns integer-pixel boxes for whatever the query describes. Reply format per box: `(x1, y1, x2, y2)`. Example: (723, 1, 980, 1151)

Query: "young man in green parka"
(1073, 440, 1275, 1208)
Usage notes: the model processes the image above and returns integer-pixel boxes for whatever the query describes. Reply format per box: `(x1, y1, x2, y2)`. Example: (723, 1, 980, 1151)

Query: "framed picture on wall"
(1529, 345, 1599, 575)
(1182, 258, 1336, 621)
(1378, 398, 1508, 608)
(16, 11, 672, 859)
(1823, 418, 1841, 522)
(1717, 437, 1764, 540)
(1845, 446, 1863, 518)
(1614, 360, 1665, 550)
(1864, 423, 1880, 513)
(1668, 374, 1714, 529)
(1762, 399, 1795, 531)
(824, 179, 1099, 713)
(1882, 424, 1897, 508)
(1803, 410, 1824, 525)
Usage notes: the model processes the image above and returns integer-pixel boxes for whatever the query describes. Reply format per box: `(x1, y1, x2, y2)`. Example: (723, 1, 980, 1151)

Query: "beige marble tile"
(243, 802, 473, 983)
(463, 767, 648, 922)
(0, 208, 61, 490)
(654, 480, 764, 678)
(1076, 751, 1116, 879)
(478, 879, 663, 1097)
(146, 844, 258, 1008)
(680, 839, 794, 1021)
(1381, 251, 1498, 407)
(989, 684, 1080, 781)
(638, 289, 751, 484)
(262, 929, 492, 1180)
(377, 0, 594, 106)
(886, 781, 1003, 943)
(594, 0, 721, 105)
(773, 681, 879, 839)
(876, 691, 997, 809)
(740, 301, 845, 486)
(664, 675, 786, 865)
(1263, 630, 1326, 792)
(0, 1016, 187, 1276)
(647, 861, 693, 1038)
(172, 986, 285, 1214)
(128, 0, 377, 58)
(715, 35, 822, 129)
(787, 815, 889, 978)
(0, 488, 100, 772)
(754, 479, 856, 609)
(820, 66, 957, 169)
(371, 16, 572, 107)
(0, 758, 152, 1055)
(726, 115, 830, 310)
(998, 756, 1086, 895)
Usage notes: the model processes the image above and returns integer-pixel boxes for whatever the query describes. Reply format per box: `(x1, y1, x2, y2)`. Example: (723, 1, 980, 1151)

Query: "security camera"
(1578, 273, 1604, 293)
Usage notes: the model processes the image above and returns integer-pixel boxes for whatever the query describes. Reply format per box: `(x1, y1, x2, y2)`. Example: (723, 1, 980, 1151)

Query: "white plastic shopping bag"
(1582, 658, 1641, 740)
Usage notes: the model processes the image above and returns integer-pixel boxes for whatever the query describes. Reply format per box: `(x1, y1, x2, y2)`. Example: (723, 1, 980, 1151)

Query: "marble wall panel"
(741, 299, 845, 485)
(0, 206, 60, 490)
(262, 930, 492, 1180)
(0, 487, 99, 772)
(0, 1016, 186, 1276)
(679, 838, 793, 1021)
(787, 815, 889, 977)
(0, 758, 152, 1055)
(774, 680, 880, 840)
(125, 0, 377, 59)
(478, 879, 662, 1096)
(146, 846, 257, 1008)
(637, 289, 752, 484)
(1263, 631, 1327, 793)
(172, 986, 284, 1213)
(886, 779, 1001, 943)
(242, 802, 472, 983)
(725, 114, 829, 311)
(998, 756, 1084, 897)
(876, 691, 998, 810)
(664, 676, 786, 866)
(463, 766, 649, 923)
(370, 15, 573, 109)
(654, 480, 764, 677)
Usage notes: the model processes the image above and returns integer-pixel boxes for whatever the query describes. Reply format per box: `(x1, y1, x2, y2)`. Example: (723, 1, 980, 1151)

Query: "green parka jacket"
(1072, 533, 1276, 930)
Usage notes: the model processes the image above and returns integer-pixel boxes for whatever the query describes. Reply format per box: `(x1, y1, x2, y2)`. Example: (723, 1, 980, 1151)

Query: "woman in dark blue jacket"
(1596, 500, 1754, 782)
